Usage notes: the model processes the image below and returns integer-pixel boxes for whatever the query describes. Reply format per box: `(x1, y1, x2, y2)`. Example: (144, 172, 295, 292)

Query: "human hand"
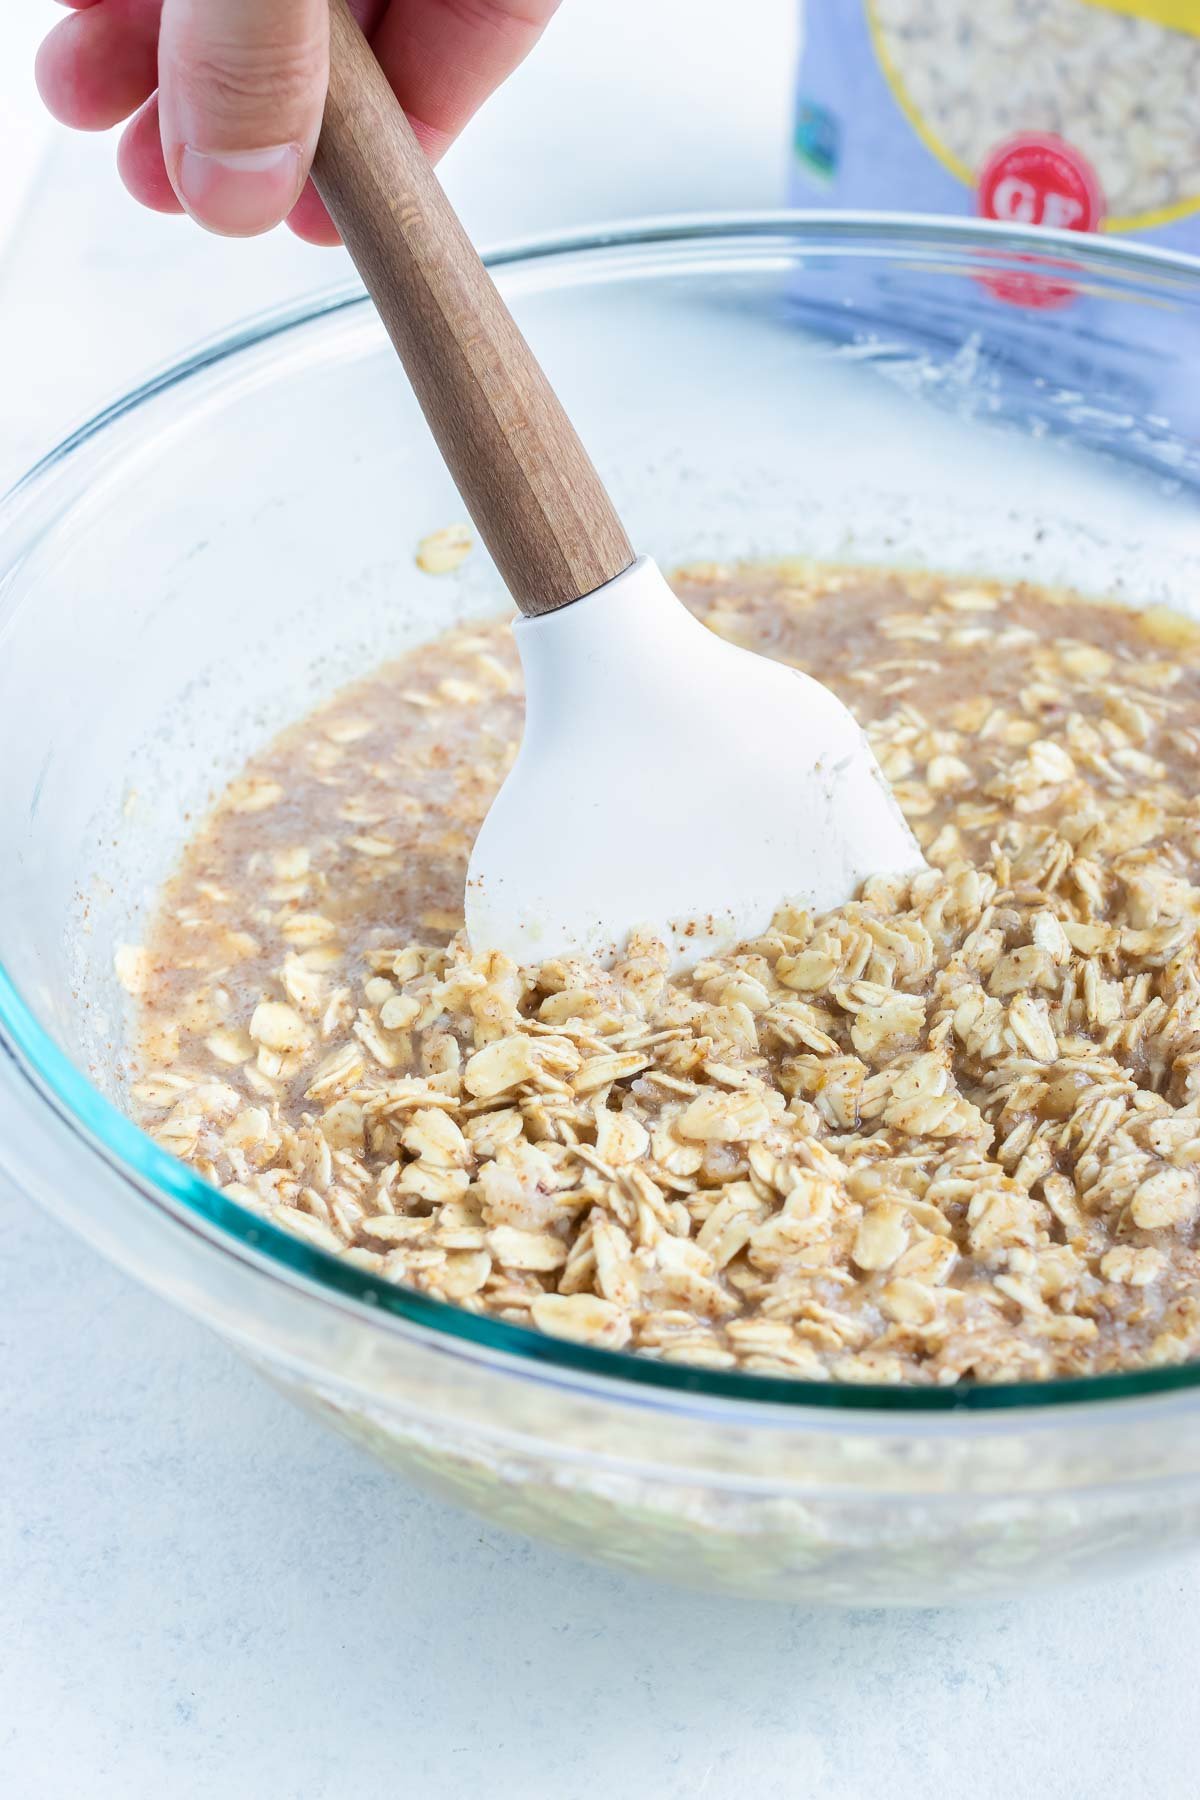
(36, 0, 561, 242)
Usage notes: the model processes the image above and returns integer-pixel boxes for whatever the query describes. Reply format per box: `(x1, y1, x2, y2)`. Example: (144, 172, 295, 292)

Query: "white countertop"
(2, 5, 1199, 1796)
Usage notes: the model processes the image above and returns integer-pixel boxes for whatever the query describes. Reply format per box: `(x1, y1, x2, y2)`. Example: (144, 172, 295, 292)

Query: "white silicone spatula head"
(313, 1, 924, 970)
(465, 557, 923, 965)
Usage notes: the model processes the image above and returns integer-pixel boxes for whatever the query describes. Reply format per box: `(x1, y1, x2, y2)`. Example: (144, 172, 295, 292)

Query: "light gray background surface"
(1, 3, 1197, 1794)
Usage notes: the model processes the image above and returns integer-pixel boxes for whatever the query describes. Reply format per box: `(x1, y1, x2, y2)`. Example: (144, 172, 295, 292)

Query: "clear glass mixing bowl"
(4, 215, 1200, 1607)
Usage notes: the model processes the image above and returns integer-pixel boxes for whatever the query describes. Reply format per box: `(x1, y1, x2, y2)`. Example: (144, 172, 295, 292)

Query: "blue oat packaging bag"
(789, 0, 1200, 473)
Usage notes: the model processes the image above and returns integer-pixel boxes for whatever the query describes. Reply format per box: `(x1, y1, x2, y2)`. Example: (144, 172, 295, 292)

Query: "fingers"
(36, 2, 160, 132)
(117, 94, 183, 214)
(370, 0, 562, 158)
(285, 0, 561, 248)
(157, 0, 329, 236)
(38, 0, 562, 245)
(283, 0, 386, 245)
(285, 181, 343, 247)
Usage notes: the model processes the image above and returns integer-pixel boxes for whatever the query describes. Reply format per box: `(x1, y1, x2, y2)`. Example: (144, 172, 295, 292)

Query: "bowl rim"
(5, 207, 1200, 1418)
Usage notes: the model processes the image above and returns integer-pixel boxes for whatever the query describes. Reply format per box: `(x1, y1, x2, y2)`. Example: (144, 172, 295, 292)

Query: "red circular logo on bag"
(976, 134, 1105, 308)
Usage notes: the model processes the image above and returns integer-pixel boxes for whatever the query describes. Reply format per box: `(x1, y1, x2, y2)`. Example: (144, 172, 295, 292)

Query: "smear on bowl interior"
(121, 562, 1200, 1385)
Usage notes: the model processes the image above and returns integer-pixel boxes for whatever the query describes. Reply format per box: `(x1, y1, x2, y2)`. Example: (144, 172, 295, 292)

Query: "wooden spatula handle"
(311, 0, 634, 618)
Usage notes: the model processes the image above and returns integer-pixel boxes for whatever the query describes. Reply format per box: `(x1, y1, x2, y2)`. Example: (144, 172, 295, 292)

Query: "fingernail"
(175, 144, 302, 236)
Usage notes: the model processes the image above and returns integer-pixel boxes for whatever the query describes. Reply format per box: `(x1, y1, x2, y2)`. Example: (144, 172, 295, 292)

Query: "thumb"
(159, 0, 328, 236)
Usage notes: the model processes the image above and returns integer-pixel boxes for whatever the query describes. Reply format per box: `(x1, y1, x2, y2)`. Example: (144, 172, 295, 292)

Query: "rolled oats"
(131, 563, 1200, 1385)
(415, 523, 473, 575)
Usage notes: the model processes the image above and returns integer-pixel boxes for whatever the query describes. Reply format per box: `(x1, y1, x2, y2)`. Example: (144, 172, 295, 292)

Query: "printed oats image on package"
(794, 0, 1200, 243)
(789, 0, 1200, 472)
(867, 0, 1200, 231)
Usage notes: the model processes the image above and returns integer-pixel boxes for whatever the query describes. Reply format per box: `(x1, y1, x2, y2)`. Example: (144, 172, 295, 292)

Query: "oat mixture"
(124, 561, 1200, 1384)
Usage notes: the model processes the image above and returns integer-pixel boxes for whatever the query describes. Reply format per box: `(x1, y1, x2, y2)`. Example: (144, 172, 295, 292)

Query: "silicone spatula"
(312, 0, 923, 966)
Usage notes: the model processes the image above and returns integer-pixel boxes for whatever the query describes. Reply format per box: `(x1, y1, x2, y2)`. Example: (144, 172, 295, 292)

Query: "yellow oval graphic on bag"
(866, 0, 1200, 232)
(1080, 0, 1199, 36)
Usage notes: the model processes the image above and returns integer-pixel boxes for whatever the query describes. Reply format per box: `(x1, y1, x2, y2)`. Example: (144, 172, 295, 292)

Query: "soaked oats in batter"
(124, 563, 1200, 1384)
